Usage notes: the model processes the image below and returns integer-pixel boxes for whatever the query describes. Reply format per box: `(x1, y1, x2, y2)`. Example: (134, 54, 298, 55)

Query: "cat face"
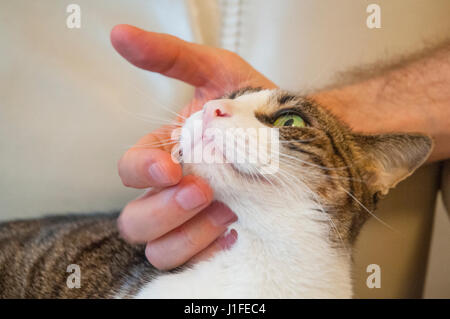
(179, 88, 432, 244)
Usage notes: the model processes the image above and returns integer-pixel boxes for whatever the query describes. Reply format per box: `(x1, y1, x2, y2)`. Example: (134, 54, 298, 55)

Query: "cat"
(0, 88, 432, 298)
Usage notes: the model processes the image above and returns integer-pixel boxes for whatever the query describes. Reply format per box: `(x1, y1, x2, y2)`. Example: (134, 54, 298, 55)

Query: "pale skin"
(111, 24, 450, 270)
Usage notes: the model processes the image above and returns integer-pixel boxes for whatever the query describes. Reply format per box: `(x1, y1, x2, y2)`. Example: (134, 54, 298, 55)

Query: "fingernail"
(175, 183, 208, 211)
(218, 229, 238, 250)
(149, 162, 172, 184)
(208, 203, 237, 227)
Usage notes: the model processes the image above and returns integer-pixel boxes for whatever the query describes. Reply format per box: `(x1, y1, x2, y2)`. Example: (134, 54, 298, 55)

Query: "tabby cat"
(0, 88, 432, 298)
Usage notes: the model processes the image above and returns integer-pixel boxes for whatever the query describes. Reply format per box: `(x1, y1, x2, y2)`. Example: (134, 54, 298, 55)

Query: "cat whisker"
(276, 152, 350, 171)
(278, 137, 318, 144)
(128, 141, 178, 149)
(114, 101, 183, 127)
(121, 79, 188, 121)
(131, 113, 183, 126)
(339, 187, 398, 233)
(277, 159, 365, 184)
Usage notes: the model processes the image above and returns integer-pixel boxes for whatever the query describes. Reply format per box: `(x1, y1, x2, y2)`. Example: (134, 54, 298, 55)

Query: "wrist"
(310, 80, 430, 136)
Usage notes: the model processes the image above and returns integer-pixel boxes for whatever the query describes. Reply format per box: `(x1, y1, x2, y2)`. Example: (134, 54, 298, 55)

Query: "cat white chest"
(132, 221, 352, 299)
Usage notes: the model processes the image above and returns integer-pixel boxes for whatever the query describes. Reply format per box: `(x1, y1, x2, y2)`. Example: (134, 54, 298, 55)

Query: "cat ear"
(353, 133, 433, 195)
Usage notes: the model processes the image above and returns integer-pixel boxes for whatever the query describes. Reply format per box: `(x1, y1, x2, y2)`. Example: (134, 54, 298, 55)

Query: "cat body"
(0, 213, 157, 298)
(0, 89, 432, 298)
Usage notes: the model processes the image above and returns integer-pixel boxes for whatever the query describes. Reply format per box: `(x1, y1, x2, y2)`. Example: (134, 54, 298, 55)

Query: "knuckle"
(177, 224, 198, 250)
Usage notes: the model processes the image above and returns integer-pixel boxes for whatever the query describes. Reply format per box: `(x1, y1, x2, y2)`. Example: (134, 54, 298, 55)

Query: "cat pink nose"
(202, 100, 232, 127)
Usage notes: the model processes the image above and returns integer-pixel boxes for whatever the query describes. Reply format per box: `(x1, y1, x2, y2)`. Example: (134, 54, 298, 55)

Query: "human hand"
(110, 24, 277, 270)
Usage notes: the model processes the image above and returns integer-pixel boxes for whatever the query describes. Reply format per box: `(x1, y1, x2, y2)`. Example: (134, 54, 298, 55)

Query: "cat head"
(177, 88, 432, 244)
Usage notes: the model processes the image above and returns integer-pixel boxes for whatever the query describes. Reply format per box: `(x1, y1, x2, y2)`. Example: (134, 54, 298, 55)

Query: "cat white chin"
(179, 112, 270, 190)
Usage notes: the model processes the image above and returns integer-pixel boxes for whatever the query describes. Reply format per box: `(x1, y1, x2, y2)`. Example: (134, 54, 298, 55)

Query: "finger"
(188, 229, 238, 265)
(144, 202, 237, 270)
(119, 148, 181, 189)
(118, 175, 214, 243)
(111, 24, 220, 87)
(118, 125, 182, 188)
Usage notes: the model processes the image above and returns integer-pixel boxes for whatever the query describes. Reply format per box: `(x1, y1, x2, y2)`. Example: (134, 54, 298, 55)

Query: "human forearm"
(312, 42, 450, 162)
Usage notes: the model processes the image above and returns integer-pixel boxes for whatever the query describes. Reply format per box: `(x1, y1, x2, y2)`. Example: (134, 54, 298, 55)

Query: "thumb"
(110, 24, 219, 87)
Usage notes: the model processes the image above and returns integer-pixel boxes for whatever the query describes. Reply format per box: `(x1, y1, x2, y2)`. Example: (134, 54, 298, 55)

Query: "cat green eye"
(273, 114, 306, 128)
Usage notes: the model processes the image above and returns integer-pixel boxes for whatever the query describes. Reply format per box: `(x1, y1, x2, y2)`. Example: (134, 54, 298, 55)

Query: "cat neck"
(219, 194, 354, 298)
(135, 198, 353, 298)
